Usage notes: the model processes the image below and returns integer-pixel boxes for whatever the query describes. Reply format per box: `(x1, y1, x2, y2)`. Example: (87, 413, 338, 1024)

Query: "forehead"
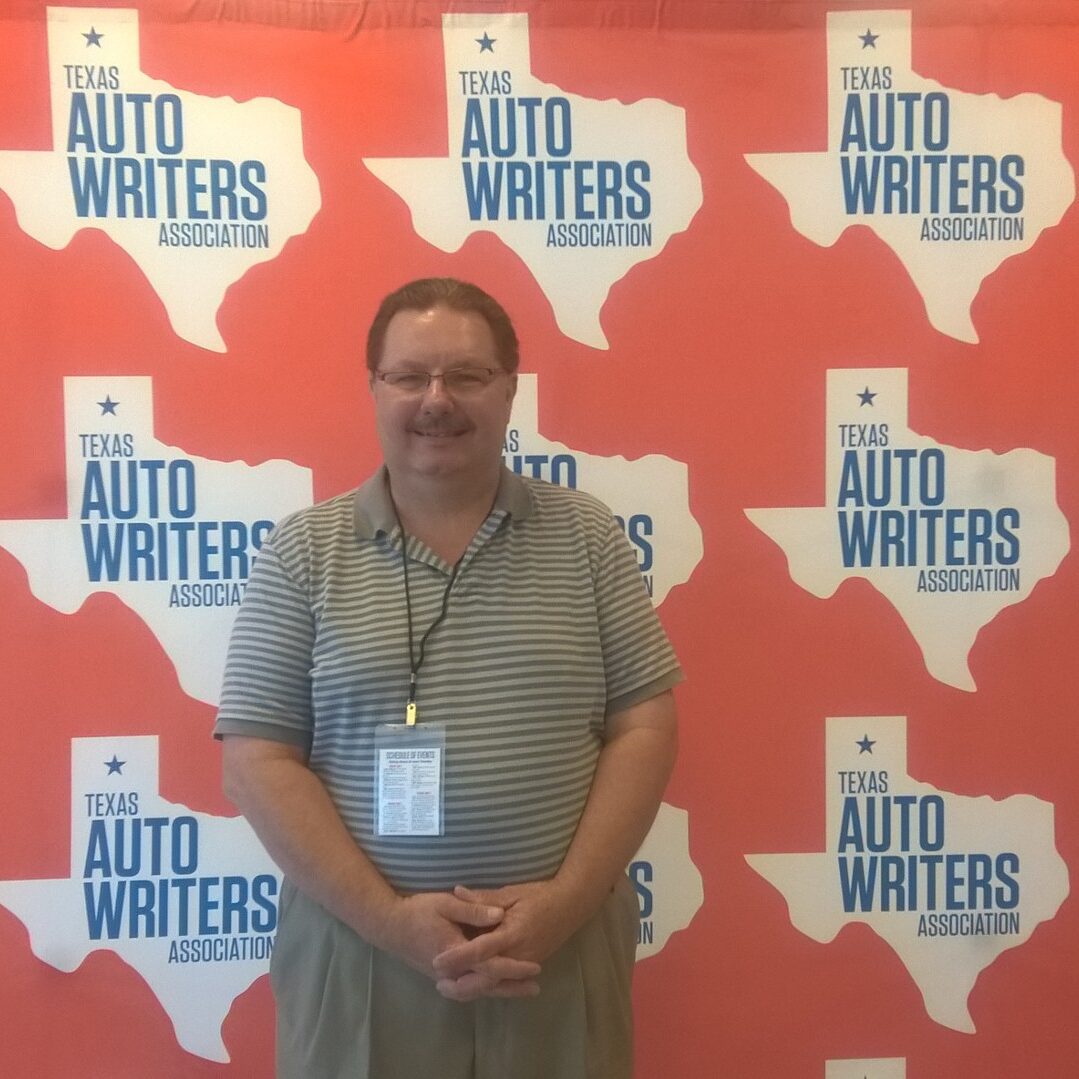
(380, 305, 497, 368)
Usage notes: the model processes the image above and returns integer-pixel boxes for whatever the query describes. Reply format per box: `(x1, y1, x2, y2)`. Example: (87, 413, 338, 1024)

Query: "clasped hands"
(389, 880, 576, 1003)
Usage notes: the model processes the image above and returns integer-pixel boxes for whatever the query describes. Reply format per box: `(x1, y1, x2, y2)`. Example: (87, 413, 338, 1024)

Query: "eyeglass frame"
(373, 366, 509, 395)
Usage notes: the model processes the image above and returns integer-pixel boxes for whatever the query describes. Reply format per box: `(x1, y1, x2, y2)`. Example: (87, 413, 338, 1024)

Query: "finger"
(453, 884, 501, 906)
(433, 930, 513, 976)
(439, 894, 504, 929)
(474, 955, 541, 981)
(475, 978, 541, 999)
(454, 883, 526, 909)
(435, 971, 498, 1002)
(437, 975, 540, 1001)
(433, 940, 539, 984)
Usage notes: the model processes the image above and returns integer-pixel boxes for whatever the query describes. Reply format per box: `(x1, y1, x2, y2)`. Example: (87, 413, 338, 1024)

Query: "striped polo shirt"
(214, 466, 682, 892)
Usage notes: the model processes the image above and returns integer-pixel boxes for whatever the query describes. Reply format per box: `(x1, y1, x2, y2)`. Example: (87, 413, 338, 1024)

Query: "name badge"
(374, 722, 446, 836)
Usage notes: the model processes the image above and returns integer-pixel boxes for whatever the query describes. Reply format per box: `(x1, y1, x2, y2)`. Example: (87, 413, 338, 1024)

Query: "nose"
(419, 375, 455, 411)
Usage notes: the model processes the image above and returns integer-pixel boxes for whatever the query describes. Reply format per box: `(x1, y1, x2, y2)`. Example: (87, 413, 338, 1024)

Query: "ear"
(505, 373, 518, 402)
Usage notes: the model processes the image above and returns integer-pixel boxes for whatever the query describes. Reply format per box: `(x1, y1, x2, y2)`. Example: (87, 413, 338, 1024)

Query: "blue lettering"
(251, 874, 279, 932)
(240, 160, 267, 220)
(995, 853, 1020, 908)
(837, 796, 864, 852)
(996, 508, 1020, 564)
(128, 879, 157, 936)
(185, 159, 208, 219)
(545, 98, 572, 156)
(840, 94, 867, 152)
(1000, 155, 1024, 213)
(461, 98, 489, 156)
(615, 514, 654, 571)
(463, 161, 501, 219)
(252, 519, 274, 550)
(628, 860, 653, 919)
(67, 93, 96, 151)
(155, 94, 184, 154)
(838, 856, 876, 912)
(837, 450, 864, 506)
(81, 523, 123, 581)
(573, 160, 595, 219)
(198, 877, 220, 935)
(505, 160, 533, 219)
(172, 817, 198, 874)
(842, 154, 879, 213)
(625, 160, 651, 219)
(68, 155, 112, 217)
(84, 881, 125, 939)
(222, 876, 250, 933)
(838, 511, 876, 567)
(83, 819, 113, 876)
(80, 461, 111, 518)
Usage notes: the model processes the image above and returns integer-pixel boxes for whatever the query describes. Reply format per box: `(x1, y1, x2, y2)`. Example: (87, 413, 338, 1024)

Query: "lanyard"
(392, 505, 460, 726)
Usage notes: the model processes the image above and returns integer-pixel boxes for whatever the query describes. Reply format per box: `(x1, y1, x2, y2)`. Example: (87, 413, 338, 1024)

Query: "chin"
(410, 450, 472, 474)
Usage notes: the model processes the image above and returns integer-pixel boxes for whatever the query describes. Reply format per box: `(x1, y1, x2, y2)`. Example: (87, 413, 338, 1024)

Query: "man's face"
(371, 305, 517, 486)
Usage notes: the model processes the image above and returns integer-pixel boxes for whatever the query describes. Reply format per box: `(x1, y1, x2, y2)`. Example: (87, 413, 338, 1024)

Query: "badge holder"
(374, 721, 447, 837)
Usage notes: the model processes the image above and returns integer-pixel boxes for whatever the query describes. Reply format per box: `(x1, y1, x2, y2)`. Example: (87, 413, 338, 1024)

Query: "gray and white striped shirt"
(215, 467, 682, 892)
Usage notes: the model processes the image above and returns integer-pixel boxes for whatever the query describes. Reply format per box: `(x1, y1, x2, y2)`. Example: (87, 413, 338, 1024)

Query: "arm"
(222, 734, 540, 993)
(550, 688, 679, 912)
(433, 689, 678, 995)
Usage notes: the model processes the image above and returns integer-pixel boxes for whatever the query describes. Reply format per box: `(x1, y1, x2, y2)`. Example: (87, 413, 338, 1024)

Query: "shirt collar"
(353, 464, 533, 540)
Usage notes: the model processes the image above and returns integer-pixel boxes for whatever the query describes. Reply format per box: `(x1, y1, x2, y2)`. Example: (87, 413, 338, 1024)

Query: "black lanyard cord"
(392, 503, 461, 723)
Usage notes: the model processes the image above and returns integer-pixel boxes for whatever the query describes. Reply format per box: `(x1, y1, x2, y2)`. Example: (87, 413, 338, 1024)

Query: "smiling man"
(214, 278, 682, 1079)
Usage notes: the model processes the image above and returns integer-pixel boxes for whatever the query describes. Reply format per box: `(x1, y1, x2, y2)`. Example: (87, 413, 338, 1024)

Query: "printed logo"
(506, 374, 702, 604)
(0, 737, 279, 1062)
(746, 716, 1069, 1032)
(745, 9, 1074, 342)
(745, 368, 1069, 690)
(631, 802, 704, 959)
(0, 376, 312, 704)
(0, 7, 321, 351)
(364, 13, 702, 348)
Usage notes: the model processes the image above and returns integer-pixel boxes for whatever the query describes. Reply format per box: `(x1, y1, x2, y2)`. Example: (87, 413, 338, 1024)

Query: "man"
(215, 278, 681, 1078)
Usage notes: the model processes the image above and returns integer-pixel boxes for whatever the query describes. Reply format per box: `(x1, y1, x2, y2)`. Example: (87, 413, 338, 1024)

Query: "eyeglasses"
(375, 367, 504, 395)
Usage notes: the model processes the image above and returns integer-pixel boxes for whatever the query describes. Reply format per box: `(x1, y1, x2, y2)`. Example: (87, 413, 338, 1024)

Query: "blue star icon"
(857, 387, 876, 407)
(859, 28, 879, 49)
(105, 755, 125, 775)
(856, 735, 876, 754)
(98, 395, 119, 415)
(83, 26, 105, 47)
(475, 32, 496, 52)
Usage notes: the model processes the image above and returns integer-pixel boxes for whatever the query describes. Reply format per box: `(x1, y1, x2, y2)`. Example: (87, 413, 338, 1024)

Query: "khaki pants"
(271, 877, 640, 1079)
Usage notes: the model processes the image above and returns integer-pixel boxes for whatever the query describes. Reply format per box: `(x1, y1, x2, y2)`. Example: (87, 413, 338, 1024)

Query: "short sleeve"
(213, 528, 316, 749)
(594, 517, 683, 716)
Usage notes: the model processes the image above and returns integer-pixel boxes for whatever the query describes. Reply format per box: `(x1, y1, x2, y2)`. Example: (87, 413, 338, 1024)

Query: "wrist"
(348, 887, 406, 951)
(549, 868, 608, 923)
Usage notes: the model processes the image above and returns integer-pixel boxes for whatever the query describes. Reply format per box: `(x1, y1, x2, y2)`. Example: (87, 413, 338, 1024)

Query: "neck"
(386, 466, 502, 562)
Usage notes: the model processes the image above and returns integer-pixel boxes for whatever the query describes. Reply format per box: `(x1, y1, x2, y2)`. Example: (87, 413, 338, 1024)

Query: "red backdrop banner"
(1, 2, 1076, 1076)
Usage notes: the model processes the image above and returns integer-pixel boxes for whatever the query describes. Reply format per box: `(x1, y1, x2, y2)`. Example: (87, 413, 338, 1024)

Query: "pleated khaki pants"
(271, 877, 640, 1079)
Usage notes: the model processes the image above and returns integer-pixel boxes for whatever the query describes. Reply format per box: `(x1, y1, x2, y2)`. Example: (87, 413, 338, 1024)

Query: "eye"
(445, 369, 493, 391)
(384, 372, 429, 391)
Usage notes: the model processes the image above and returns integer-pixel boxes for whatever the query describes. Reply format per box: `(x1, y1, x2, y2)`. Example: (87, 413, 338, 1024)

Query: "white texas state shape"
(746, 367, 1069, 691)
(746, 9, 1073, 343)
(747, 717, 1069, 1033)
(365, 12, 701, 349)
(0, 7, 320, 351)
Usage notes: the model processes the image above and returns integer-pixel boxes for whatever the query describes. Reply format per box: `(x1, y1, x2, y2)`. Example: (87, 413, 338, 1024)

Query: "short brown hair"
(366, 278, 520, 373)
